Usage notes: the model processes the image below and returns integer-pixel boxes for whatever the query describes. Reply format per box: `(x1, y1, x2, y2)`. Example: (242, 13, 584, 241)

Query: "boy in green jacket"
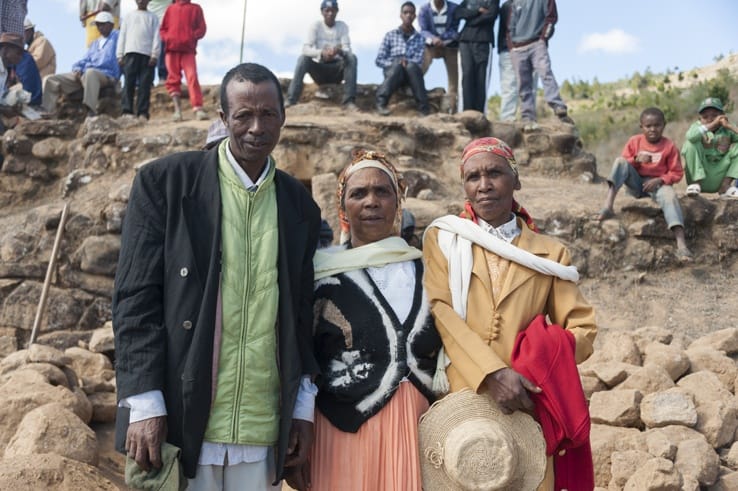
(682, 97, 738, 198)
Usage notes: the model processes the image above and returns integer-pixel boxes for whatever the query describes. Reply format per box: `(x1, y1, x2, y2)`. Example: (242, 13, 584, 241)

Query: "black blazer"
(113, 146, 321, 479)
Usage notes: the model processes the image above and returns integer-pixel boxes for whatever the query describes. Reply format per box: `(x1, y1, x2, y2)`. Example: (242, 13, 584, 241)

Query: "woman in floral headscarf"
(300, 149, 441, 491)
(421, 137, 598, 490)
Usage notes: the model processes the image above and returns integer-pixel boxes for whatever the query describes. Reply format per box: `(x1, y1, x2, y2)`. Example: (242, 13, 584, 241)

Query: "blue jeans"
(608, 157, 684, 228)
(510, 39, 566, 121)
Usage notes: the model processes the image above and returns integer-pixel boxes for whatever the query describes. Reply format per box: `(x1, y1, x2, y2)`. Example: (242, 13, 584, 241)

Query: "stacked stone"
(582, 327, 738, 490)
(0, 325, 117, 489)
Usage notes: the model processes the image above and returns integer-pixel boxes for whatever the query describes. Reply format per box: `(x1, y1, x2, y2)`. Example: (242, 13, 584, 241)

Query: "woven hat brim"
(418, 388, 546, 491)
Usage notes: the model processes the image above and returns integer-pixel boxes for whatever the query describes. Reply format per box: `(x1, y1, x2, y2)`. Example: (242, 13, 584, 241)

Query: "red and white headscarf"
(459, 137, 538, 232)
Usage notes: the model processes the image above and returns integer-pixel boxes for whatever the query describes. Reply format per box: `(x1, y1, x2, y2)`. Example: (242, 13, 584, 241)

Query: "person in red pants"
(159, 0, 207, 121)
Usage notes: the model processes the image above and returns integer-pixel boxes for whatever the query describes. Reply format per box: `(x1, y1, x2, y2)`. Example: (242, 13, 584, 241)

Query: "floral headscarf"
(337, 149, 406, 244)
(459, 137, 538, 232)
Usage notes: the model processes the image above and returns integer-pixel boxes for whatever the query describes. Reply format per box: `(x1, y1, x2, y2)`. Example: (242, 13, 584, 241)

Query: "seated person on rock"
(597, 107, 692, 261)
(286, 0, 358, 110)
(42, 11, 120, 117)
(681, 97, 738, 198)
(0, 32, 42, 107)
(25, 17, 57, 78)
(375, 1, 430, 116)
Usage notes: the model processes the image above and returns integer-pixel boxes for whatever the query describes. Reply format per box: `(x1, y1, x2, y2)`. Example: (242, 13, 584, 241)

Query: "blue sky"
(36, 1, 738, 98)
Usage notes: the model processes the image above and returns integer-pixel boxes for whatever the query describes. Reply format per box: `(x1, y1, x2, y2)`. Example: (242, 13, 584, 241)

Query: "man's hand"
(284, 419, 314, 468)
(125, 416, 167, 471)
(479, 7, 489, 13)
(321, 47, 337, 62)
(431, 36, 443, 47)
(284, 462, 311, 490)
(642, 177, 663, 193)
(483, 367, 541, 415)
(118, 57, 124, 67)
(73, 71, 83, 81)
(148, 57, 157, 67)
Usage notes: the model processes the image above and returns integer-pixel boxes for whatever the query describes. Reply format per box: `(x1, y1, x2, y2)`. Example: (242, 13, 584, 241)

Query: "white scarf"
(424, 215, 579, 393)
(314, 236, 422, 280)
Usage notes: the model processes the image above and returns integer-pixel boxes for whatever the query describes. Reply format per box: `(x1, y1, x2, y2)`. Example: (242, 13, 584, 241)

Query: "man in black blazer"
(113, 63, 321, 490)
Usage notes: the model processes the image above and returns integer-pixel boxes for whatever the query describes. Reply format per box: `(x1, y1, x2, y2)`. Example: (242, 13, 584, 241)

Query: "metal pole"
(28, 202, 70, 347)
(239, 0, 248, 63)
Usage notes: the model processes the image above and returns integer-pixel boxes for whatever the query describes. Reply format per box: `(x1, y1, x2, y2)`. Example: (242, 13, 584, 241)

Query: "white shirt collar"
(224, 141, 271, 191)
(477, 213, 520, 243)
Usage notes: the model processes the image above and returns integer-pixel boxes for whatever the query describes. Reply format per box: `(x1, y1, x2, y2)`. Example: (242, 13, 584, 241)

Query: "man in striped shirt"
(418, 0, 460, 113)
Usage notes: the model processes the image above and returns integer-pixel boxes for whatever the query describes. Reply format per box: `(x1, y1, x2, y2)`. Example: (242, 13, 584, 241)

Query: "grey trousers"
(42, 68, 115, 113)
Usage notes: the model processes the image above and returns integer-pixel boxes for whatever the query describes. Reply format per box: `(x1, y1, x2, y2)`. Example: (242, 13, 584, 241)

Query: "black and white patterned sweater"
(313, 258, 441, 433)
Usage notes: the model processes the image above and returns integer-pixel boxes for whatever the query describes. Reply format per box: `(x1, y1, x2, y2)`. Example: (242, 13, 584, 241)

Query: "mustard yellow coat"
(423, 223, 596, 392)
(423, 221, 597, 490)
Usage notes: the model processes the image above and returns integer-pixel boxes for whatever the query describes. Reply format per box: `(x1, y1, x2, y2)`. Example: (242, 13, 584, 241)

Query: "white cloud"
(577, 29, 639, 54)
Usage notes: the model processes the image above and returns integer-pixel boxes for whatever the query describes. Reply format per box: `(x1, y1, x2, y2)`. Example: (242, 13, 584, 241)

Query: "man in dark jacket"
(454, 0, 499, 113)
(113, 62, 321, 490)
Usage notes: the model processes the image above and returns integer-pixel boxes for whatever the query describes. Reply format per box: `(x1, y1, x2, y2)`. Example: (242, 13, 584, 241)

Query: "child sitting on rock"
(597, 107, 692, 262)
(681, 97, 738, 198)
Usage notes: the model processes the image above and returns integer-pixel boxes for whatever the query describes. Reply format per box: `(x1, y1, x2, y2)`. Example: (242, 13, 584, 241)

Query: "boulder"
(688, 328, 738, 355)
(590, 389, 643, 427)
(580, 361, 639, 388)
(0, 453, 116, 490)
(633, 326, 675, 353)
(2, 363, 69, 388)
(694, 400, 738, 449)
(595, 331, 642, 365)
(685, 348, 738, 394)
(675, 437, 720, 486)
(0, 348, 29, 374)
(581, 375, 607, 400)
(0, 370, 92, 448)
(0, 282, 93, 332)
(677, 371, 736, 409)
(642, 342, 690, 381)
(623, 458, 683, 491)
(63, 347, 112, 379)
(640, 388, 697, 429)
(725, 441, 738, 470)
(590, 424, 646, 486)
(28, 343, 70, 367)
(32, 137, 68, 161)
(616, 365, 675, 395)
(609, 450, 652, 488)
(3, 403, 98, 466)
(710, 472, 738, 491)
(76, 235, 121, 276)
(88, 322, 114, 353)
(645, 430, 677, 460)
(0, 327, 18, 357)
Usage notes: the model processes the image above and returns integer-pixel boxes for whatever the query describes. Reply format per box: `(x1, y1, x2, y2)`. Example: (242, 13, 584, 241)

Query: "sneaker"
(172, 111, 183, 122)
(558, 113, 575, 125)
(376, 104, 391, 116)
(343, 102, 359, 112)
(314, 89, 330, 100)
(720, 186, 738, 199)
(285, 100, 295, 108)
(195, 109, 208, 121)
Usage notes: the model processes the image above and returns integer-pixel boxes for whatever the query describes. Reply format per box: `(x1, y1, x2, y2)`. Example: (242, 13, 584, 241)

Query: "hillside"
(0, 58, 737, 488)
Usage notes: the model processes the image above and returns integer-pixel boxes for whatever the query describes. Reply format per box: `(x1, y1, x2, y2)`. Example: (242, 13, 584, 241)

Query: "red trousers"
(165, 51, 203, 109)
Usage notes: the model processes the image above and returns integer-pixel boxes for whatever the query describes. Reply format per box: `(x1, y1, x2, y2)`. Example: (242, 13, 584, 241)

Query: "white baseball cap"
(95, 11, 115, 24)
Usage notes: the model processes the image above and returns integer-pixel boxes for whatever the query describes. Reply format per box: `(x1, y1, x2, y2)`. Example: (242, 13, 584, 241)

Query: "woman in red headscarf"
(421, 137, 598, 490)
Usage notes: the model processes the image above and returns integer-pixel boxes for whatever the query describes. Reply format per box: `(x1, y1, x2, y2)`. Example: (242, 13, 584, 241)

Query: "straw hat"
(418, 389, 546, 491)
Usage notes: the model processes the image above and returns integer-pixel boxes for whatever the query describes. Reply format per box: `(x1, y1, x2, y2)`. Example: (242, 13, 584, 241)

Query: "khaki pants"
(42, 69, 114, 113)
(422, 45, 458, 112)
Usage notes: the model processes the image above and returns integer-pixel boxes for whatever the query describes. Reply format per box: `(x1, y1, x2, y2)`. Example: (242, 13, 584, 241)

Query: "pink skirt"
(309, 381, 430, 491)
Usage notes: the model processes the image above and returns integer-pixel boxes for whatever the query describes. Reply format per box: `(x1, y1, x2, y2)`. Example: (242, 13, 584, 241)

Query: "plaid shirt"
(0, 0, 27, 36)
(375, 27, 425, 68)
